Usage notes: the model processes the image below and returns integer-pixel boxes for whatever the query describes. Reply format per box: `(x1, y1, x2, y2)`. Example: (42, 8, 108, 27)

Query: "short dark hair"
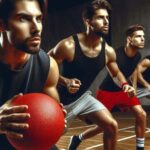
(126, 24, 145, 37)
(82, 0, 112, 20)
(0, 0, 45, 23)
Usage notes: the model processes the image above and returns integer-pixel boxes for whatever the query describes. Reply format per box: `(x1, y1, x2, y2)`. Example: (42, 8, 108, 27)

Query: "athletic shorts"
(96, 90, 141, 111)
(64, 91, 106, 127)
(136, 88, 150, 99)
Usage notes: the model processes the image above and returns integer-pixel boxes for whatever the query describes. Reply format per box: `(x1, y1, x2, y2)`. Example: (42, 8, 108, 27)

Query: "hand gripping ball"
(7, 93, 65, 150)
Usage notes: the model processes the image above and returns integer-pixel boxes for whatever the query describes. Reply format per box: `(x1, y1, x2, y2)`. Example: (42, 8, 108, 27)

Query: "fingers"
(67, 84, 80, 94)
(74, 78, 82, 85)
(63, 109, 67, 116)
(0, 112, 30, 135)
(2, 105, 28, 114)
(59, 103, 67, 131)
(59, 103, 67, 116)
(68, 87, 80, 93)
(0, 104, 30, 137)
(128, 90, 135, 97)
(6, 131, 24, 139)
(0, 122, 29, 139)
(67, 79, 81, 93)
(1, 122, 29, 132)
(64, 119, 67, 131)
(1, 113, 30, 122)
(123, 85, 135, 98)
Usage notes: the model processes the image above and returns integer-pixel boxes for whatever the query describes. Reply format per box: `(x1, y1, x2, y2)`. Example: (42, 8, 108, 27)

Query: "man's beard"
(14, 38, 40, 54)
(94, 30, 109, 38)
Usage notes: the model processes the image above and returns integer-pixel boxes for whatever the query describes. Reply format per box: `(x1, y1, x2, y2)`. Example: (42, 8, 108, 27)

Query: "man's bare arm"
(137, 58, 150, 90)
(105, 44, 135, 96)
(43, 56, 60, 102)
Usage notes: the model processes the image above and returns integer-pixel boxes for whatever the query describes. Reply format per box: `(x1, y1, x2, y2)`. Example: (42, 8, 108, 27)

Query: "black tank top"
(100, 46, 141, 91)
(58, 35, 106, 105)
(0, 49, 49, 150)
(138, 55, 150, 88)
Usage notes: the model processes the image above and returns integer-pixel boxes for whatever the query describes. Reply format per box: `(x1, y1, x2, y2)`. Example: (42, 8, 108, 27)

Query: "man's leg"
(114, 91, 147, 150)
(131, 105, 146, 150)
(68, 91, 118, 150)
(81, 109, 118, 150)
(69, 109, 118, 150)
(136, 88, 150, 99)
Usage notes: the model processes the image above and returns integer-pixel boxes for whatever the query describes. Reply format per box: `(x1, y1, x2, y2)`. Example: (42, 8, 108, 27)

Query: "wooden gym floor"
(56, 110, 150, 150)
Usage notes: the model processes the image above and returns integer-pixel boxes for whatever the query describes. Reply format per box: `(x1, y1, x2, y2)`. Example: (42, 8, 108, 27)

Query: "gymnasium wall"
(42, 0, 150, 54)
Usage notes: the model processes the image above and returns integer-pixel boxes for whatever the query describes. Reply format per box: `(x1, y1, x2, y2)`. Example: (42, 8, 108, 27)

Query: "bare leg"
(81, 109, 118, 150)
(79, 125, 102, 139)
(131, 105, 146, 150)
(131, 105, 146, 138)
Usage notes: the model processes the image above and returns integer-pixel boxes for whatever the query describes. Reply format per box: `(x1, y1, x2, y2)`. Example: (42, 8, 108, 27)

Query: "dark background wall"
(42, 0, 89, 51)
(42, 0, 150, 57)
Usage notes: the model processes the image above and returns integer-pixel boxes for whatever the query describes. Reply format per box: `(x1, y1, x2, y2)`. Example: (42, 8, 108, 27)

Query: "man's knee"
(102, 118, 118, 134)
(137, 109, 147, 121)
(108, 119, 118, 132)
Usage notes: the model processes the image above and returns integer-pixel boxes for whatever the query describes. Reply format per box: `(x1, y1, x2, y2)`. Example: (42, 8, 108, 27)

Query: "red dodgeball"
(7, 93, 65, 150)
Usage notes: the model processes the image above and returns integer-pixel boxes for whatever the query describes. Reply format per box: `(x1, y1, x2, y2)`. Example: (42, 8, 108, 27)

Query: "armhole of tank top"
(40, 50, 50, 82)
(102, 39, 106, 62)
(72, 35, 80, 50)
(102, 39, 106, 50)
(72, 35, 81, 58)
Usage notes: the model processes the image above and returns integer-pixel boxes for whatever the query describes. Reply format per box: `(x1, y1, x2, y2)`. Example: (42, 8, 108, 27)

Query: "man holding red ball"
(0, 0, 64, 149)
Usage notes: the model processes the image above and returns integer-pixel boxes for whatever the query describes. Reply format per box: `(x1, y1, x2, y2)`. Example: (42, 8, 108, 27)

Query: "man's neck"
(77, 32, 104, 58)
(124, 45, 138, 57)
(0, 47, 30, 70)
(80, 32, 103, 48)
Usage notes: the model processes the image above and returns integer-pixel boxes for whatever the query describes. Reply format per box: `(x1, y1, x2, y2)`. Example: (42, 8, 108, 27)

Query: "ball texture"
(7, 93, 64, 150)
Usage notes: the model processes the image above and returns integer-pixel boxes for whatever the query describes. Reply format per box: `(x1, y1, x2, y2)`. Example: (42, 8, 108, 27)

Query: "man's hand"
(0, 94, 30, 139)
(59, 103, 67, 132)
(66, 78, 82, 94)
(123, 84, 136, 98)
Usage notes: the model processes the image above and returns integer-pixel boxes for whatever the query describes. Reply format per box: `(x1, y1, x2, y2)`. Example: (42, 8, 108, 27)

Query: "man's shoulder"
(105, 43, 115, 54)
(57, 36, 75, 51)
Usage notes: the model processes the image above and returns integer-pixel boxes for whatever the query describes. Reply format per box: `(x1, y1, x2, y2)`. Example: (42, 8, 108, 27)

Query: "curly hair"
(82, 0, 112, 20)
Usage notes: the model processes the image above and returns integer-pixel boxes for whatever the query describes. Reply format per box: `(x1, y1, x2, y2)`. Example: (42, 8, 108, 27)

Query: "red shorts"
(96, 90, 141, 111)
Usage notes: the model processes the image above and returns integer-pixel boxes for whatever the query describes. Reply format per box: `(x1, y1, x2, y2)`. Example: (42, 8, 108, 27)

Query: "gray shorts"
(136, 88, 150, 98)
(64, 91, 106, 127)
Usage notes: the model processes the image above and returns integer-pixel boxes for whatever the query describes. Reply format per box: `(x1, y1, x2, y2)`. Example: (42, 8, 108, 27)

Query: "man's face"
(88, 9, 109, 36)
(129, 30, 145, 49)
(4, 0, 43, 54)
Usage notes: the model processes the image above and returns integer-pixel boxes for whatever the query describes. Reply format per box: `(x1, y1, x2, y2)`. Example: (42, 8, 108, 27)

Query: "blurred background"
(42, 0, 150, 57)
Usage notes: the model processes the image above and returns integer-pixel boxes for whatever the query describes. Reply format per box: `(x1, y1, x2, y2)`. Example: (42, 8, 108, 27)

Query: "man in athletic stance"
(49, 0, 136, 149)
(0, 0, 65, 149)
(97, 24, 146, 150)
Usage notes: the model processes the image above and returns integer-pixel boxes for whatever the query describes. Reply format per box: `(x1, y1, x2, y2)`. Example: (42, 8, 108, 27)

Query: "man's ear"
(127, 36, 132, 43)
(84, 18, 95, 31)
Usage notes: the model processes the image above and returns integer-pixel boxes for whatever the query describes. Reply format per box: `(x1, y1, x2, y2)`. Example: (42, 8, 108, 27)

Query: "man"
(0, 0, 64, 149)
(49, 0, 135, 149)
(133, 55, 150, 98)
(97, 24, 146, 150)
